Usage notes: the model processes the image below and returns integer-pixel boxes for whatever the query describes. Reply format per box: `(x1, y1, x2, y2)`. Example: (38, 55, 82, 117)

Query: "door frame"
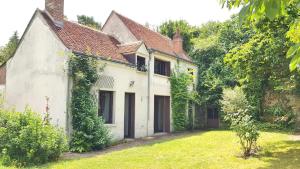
(154, 95, 170, 133)
(124, 93, 135, 138)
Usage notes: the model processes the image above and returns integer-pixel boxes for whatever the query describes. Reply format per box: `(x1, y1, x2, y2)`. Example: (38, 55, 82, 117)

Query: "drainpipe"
(147, 49, 153, 137)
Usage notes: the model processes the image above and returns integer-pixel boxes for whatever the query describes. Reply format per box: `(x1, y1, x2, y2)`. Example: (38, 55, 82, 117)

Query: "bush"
(221, 87, 259, 157)
(231, 115, 259, 157)
(264, 105, 295, 129)
(0, 108, 68, 167)
(221, 87, 254, 123)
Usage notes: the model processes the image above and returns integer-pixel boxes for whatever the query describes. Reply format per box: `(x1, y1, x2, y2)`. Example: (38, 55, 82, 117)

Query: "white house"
(0, 0, 198, 140)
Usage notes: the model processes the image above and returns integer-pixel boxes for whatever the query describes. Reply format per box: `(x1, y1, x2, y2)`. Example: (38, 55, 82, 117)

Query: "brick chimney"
(45, 0, 64, 27)
(172, 29, 184, 54)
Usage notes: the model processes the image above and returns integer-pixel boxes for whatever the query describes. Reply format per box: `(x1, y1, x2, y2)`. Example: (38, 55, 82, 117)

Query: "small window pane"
(99, 91, 113, 124)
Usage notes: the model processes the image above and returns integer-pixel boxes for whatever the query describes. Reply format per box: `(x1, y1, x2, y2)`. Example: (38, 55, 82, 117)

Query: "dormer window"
(137, 56, 147, 72)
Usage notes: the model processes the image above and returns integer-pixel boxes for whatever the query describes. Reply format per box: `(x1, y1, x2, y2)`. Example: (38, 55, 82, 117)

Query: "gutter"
(147, 49, 153, 136)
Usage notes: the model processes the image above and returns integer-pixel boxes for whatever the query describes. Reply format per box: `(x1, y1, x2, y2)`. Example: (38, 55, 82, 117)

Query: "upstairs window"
(98, 90, 113, 124)
(154, 58, 170, 76)
(137, 56, 147, 72)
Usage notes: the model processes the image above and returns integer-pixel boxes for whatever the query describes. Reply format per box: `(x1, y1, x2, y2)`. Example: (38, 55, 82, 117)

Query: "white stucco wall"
(102, 12, 137, 44)
(5, 12, 69, 131)
(94, 44, 198, 140)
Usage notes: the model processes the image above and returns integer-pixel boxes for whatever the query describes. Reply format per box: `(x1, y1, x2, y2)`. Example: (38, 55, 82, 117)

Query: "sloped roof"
(112, 11, 192, 62)
(117, 41, 143, 54)
(41, 10, 130, 64)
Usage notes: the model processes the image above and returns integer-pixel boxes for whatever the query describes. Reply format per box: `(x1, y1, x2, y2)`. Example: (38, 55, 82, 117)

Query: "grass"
(1, 130, 300, 169)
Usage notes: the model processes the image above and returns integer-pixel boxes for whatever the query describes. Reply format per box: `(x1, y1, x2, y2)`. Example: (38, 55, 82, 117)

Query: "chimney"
(45, 0, 64, 27)
(172, 29, 184, 54)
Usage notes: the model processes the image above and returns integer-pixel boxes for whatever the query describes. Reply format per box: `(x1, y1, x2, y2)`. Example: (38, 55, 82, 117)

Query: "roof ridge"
(66, 20, 112, 36)
(117, 41, 143, 47)
(112, 11, 172, 42)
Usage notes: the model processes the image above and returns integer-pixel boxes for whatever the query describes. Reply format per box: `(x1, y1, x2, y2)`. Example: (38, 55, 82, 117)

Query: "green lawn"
(1, 130, 300, 169)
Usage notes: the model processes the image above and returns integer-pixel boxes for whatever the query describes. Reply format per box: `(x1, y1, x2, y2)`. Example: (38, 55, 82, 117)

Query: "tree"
(159, 20, 198, 53)
(219, 0, 300, 71)
(77, 15, 101, 30)
(224, 13, 300, 118)
(0, 31, 19, 64)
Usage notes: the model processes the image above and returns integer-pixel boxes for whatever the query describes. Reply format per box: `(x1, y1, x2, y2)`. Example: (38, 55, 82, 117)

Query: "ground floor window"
(98, 90, 113, 124)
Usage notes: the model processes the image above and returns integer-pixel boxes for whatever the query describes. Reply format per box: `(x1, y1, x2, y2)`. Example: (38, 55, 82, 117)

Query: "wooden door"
(124, 93, 135, 138)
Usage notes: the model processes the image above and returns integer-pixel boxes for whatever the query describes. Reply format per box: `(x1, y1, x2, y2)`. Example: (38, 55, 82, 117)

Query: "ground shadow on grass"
(257, 140, 300, 169)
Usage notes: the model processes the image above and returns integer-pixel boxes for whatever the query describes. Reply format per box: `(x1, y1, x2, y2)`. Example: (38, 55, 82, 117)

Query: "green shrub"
(231, 115, 259, 157)
(221, 87, 254, 123)
(264, 105, 295, 129)
(0, 108, 68, 167)
(69, 55, 111, 152)
(221, 87, 259, 157)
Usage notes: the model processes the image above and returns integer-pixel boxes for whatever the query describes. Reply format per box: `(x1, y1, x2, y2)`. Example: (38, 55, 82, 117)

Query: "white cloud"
(0, 0, 239, 46)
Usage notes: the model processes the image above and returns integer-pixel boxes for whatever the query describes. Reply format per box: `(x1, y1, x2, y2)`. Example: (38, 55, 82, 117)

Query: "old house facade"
(0, 0, 198, 140)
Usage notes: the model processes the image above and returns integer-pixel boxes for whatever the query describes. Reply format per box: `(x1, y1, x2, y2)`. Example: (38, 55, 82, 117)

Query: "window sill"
(154, 73, 170, 79)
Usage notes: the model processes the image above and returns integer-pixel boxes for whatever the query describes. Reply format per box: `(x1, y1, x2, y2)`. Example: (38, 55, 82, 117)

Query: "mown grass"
(1, 130, 300, 169)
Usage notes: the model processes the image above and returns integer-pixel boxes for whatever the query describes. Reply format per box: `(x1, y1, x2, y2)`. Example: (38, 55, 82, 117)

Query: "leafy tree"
(224, 14, 300, 118)
(159, 20, 198, 53)
(219, 0, 300, 71)
(77, 15, 101, 30)
(0, 31, 19, 64)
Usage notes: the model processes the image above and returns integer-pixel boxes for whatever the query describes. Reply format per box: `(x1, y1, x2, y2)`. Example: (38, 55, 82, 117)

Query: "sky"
(0, 0, 239, 46)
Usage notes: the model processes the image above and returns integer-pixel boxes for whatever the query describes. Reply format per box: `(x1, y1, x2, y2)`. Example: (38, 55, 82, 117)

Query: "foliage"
(265, 104, 295, 129)
(170, 65, 196, 131)
(224, 13, 300, 118)
(221, 87, 259, 157)
(0, 108, 67, 167)
(69, 54, 111, 152)
(221, 87, 253, 123)
(231, 115, 259, 157)
(0, 31, 19, 65)
(190, 20, 239, 122)
(220, 0, 300, 71)
(159, 20, 199, 53)
(77, 15, 101, 30)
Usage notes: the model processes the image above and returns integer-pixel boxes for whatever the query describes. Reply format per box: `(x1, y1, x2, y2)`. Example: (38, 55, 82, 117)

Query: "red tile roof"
(117, 41, 143, 54)
(41, 11, 130, 64)
(113, 11, 192, 62)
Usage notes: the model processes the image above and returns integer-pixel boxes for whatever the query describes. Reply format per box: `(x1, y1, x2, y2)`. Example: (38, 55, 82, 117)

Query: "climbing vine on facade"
(170, 65, 197, 131)
(68, 53, 111, 152)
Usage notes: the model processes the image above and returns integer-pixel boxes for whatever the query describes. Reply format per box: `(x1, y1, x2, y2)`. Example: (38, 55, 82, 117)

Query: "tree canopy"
(77, 15, 101, 30)
(0, 31, 19, 65)
(219, 0, 300, 71)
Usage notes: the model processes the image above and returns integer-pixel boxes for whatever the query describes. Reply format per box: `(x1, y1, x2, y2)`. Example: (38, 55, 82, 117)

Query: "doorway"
(124, 93, 135, 138)
(207, 106, 219, 128)
(154, 96, 170, 133)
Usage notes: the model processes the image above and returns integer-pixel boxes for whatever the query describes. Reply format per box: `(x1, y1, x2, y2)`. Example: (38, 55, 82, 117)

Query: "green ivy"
(68, 54, 111, 152)
(170, 65, 197, 131)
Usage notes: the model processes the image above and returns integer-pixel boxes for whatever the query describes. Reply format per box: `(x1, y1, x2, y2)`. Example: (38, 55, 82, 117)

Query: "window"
(98, 91, 113, 124)
(137, 56, 147, 72)
(154, 58, 170, 76)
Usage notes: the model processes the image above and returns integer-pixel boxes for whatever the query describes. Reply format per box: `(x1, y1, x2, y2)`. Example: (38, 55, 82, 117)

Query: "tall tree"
(77, 15, 101, 30)
(219, 0, 300, 71)
(0, 31, 19, 64)
(159, 20, 198, 53)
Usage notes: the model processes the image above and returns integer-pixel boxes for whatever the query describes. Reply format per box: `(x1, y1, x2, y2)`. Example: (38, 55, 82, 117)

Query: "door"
(154, 96, 170, 133)
(124, 93, 135, 138)
(207, 106, 219, 128)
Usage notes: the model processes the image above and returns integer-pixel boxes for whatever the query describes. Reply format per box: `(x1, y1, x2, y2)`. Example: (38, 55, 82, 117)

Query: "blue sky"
(0, 0, 239, 46)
